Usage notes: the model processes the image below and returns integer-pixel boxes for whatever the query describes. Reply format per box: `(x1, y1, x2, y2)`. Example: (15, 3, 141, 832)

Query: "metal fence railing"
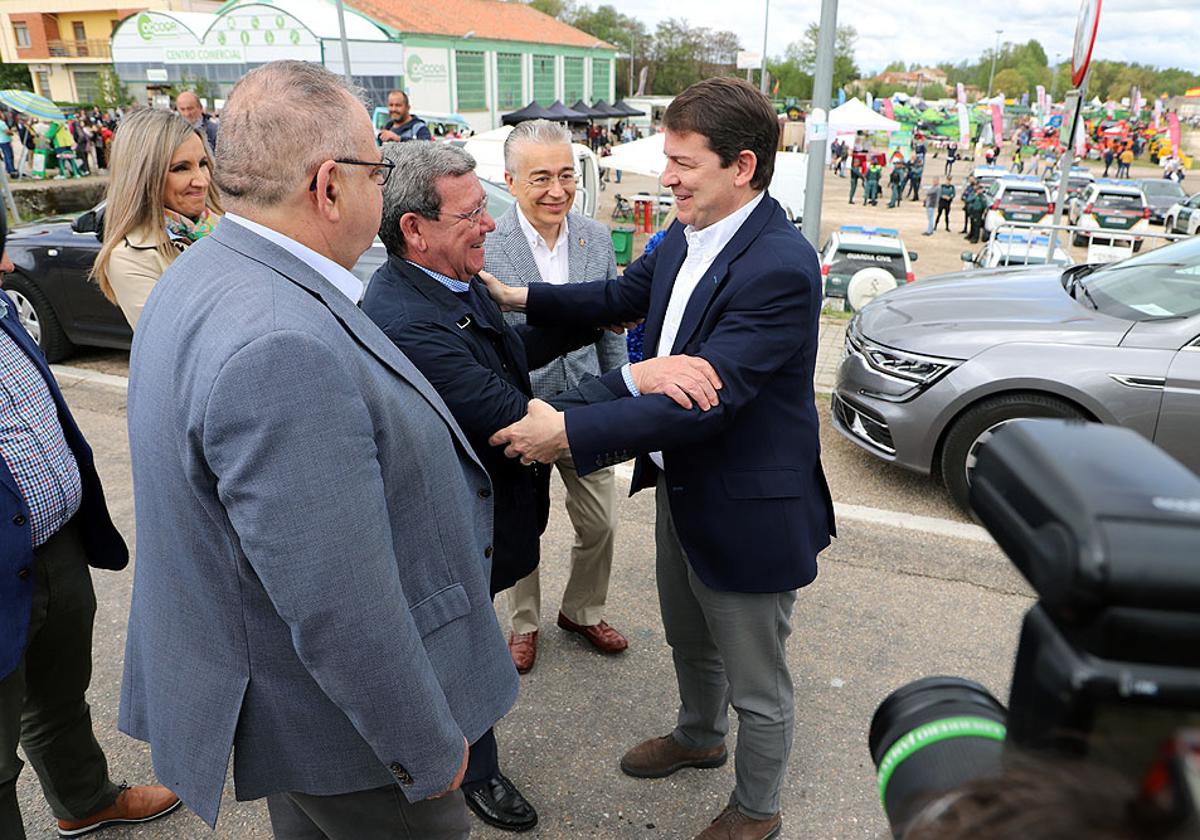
(46, 39, 111, 59)
(986, 220, 1193, 266)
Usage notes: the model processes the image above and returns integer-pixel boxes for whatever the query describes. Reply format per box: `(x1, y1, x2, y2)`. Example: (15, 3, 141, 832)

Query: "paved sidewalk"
(815, 316, 848, 393)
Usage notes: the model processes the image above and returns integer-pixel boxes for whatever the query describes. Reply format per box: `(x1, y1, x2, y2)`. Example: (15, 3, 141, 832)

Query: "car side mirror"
(960, 251, 976, 263)
(908, 251, 919, 262)
(71, 210, 96, 234)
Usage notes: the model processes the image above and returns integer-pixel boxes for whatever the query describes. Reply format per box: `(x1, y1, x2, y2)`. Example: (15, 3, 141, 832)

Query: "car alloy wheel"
(8, 288, 41, 345)
(940, 392, 1087, 511)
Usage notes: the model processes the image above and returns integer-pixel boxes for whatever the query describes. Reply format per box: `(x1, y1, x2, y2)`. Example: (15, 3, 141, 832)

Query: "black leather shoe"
(463, 773, 538, 832)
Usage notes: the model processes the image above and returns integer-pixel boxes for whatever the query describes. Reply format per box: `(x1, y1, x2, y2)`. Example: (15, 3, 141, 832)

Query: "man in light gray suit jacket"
(120, 61, 516, 840)
(485, 120, 630, 675)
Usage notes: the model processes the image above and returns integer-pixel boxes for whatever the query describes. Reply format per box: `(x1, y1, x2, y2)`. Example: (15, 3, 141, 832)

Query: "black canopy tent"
(500, 101, 557, 125)
(590, 99, 627, 119)
(569, 99, 603, 120)
(612, 100, 646, 117)
(543, 100, 588, 121)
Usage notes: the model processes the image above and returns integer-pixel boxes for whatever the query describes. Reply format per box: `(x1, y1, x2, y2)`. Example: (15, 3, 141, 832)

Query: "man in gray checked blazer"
(485, 120, 630, 674)
(120, 61, 515, 840)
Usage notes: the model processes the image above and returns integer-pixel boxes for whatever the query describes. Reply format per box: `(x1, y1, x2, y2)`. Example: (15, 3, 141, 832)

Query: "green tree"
(883, 60, 905, 73)
(645, 18, 740, 95)
(0, 61, 32, 91)
(767, 57, 812, 99)
(527, 0, 574, 19)
(920, 82, 947, 100)
(788, 23, 859, 92)
(95, 66, 132, 110)
(991, 68, 1028, 98)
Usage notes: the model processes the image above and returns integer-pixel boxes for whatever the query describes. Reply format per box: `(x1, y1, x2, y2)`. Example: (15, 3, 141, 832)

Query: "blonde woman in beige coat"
(92, 108, 222, 328)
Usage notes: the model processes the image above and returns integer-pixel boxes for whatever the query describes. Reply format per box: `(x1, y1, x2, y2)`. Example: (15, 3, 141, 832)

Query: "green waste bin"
(611, 225, 635, 266)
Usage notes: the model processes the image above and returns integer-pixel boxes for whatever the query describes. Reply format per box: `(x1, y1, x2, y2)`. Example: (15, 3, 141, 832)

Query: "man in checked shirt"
(0, 213, 180, 838)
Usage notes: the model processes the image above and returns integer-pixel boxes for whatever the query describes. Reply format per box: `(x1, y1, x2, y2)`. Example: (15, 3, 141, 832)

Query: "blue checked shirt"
(0, 307, 82, 547)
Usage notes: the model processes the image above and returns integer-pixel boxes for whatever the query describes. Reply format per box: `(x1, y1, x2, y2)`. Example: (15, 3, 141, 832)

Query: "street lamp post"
(1050, 53, 1061, 103)
(759, 0, 770, 94)
(986, 28, 1003, 98)
(629, 38, 635, 98)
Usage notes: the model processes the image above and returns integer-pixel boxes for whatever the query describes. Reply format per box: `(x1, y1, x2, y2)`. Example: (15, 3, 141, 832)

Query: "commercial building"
(107, 0, 617, 131)
(0, 0, 219, 102)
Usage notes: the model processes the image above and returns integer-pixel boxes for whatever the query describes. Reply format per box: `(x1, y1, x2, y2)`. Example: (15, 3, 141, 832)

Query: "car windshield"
(1001, 189, 1049, 207)
(1083, 238, 1200, 320)
(1094, 193, 1142, 210)
(1140, 181, 1185, 198)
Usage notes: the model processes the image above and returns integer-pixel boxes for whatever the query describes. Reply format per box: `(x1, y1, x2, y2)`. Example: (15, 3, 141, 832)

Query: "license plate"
(1011, 213, 1034, 221)
(1105, 216, 1128, 226)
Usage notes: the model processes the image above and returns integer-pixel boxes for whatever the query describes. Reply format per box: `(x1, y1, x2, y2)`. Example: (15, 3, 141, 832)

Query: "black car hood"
(856, 268, 1133, 358)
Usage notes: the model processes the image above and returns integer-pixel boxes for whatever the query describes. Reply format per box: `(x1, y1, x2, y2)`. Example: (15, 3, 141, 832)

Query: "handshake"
(489, 356, 724, 465)
(479, 271, 723, 466)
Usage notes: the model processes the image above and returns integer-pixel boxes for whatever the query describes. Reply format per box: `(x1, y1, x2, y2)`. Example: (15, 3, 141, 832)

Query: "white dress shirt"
(223, 213, 365, 304)
(648, 191, 764, 470)
(516, 206, 570, 286)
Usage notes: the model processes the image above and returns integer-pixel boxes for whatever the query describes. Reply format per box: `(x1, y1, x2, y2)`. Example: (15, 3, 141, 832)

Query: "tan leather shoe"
(693, 804, 782, 840)
(556, 612, 628, 654)
(508, 630, 538, 674)
(619, 733, 727, 779)
(57, 784, 182, 837)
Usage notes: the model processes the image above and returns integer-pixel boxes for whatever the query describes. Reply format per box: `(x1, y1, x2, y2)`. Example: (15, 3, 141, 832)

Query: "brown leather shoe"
(508, 630, 538, 674)
(693, 804, 782, 840)
(57, 784, 182, 837)
(619, 733, 727, 779)
(556, 612, 628, 654)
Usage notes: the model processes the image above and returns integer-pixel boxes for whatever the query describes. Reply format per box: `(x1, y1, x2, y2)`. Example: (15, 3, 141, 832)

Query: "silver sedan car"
(833, 236, 1200, 509)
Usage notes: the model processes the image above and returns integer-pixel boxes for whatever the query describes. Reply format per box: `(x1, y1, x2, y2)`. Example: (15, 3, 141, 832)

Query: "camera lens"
(868, 676, 1008, 838)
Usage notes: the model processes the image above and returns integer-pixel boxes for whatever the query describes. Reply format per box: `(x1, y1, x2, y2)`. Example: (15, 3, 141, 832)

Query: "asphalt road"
(13, 369, 1034, 840)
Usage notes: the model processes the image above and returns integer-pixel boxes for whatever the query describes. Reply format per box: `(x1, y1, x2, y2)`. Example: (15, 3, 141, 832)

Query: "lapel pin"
(579, 238, 585, 247)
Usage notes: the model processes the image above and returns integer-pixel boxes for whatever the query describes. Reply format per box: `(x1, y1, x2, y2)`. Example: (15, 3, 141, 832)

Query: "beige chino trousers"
(507, 454, 616, 634)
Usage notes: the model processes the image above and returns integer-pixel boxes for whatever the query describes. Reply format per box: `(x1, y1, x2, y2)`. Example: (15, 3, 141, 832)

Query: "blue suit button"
(12, 514, 25, 526)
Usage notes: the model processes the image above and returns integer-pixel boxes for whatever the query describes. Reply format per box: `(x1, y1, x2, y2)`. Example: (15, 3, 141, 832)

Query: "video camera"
(867, 420, 1200, 838)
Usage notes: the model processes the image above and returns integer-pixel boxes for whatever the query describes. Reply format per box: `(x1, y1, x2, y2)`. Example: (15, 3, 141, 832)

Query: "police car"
(1067, 180, 1151, 248)
(819, 226, 917, 312)
(961, 232, 1074, 270)
(971, 164, 1011, 192)
(1045, 166, 1095, 205)
(982, 176, 1055, 233)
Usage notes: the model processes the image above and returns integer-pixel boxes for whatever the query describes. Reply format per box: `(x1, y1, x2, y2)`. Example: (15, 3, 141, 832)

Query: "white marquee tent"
(827, 98, 902, 135)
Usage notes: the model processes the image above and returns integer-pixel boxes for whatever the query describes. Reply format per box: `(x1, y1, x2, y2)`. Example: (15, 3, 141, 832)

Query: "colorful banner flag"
(1036, 85, 1046, 113)
(990, 103, 1003, 143)
(883, 98, 895, 120)
(866, 92, 874, 110)
(838, 88, 846, 106)
(1169, 112, 1182, 154)
(956, 82, 966, 104)
(1154, 98, 1163, 130)
(957, 102, 970, 145)
(1075, 113, 1087, 156)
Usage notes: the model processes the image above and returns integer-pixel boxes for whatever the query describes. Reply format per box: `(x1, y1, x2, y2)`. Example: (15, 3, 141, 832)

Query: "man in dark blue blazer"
(363, 140, 721, 834)
(0, 215, 180, 838)
(487, 77, 836, 840)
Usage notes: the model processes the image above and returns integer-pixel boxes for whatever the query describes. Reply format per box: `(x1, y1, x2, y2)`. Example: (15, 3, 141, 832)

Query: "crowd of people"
(0, 62, 836, 840)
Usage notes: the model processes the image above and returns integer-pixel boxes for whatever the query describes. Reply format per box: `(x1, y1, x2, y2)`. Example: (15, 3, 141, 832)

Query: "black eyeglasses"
(309, 158, 395, 191)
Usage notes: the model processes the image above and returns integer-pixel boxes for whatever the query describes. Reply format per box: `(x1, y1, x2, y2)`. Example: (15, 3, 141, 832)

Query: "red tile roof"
(350, 0, 616, 50)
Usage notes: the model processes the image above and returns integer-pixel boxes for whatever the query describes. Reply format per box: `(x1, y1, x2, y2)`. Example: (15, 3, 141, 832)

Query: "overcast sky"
(604, 0, 1200, 75)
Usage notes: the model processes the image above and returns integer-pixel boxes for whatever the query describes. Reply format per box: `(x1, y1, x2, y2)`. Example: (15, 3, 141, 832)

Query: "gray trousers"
(267, 785, 471, 840)
(655, 478, 797, 820)
(0, 519, 120, 840)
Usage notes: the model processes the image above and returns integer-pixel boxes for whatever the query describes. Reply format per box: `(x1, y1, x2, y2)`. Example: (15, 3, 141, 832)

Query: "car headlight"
(847, 321, 960, 387)
(861, 343, 958, 385)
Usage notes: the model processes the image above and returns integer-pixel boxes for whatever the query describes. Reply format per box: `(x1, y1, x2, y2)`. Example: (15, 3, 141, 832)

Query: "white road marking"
(613, 463, 992, 544)
(51, 364, 129, 392)
(54, 366, 982, 543)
